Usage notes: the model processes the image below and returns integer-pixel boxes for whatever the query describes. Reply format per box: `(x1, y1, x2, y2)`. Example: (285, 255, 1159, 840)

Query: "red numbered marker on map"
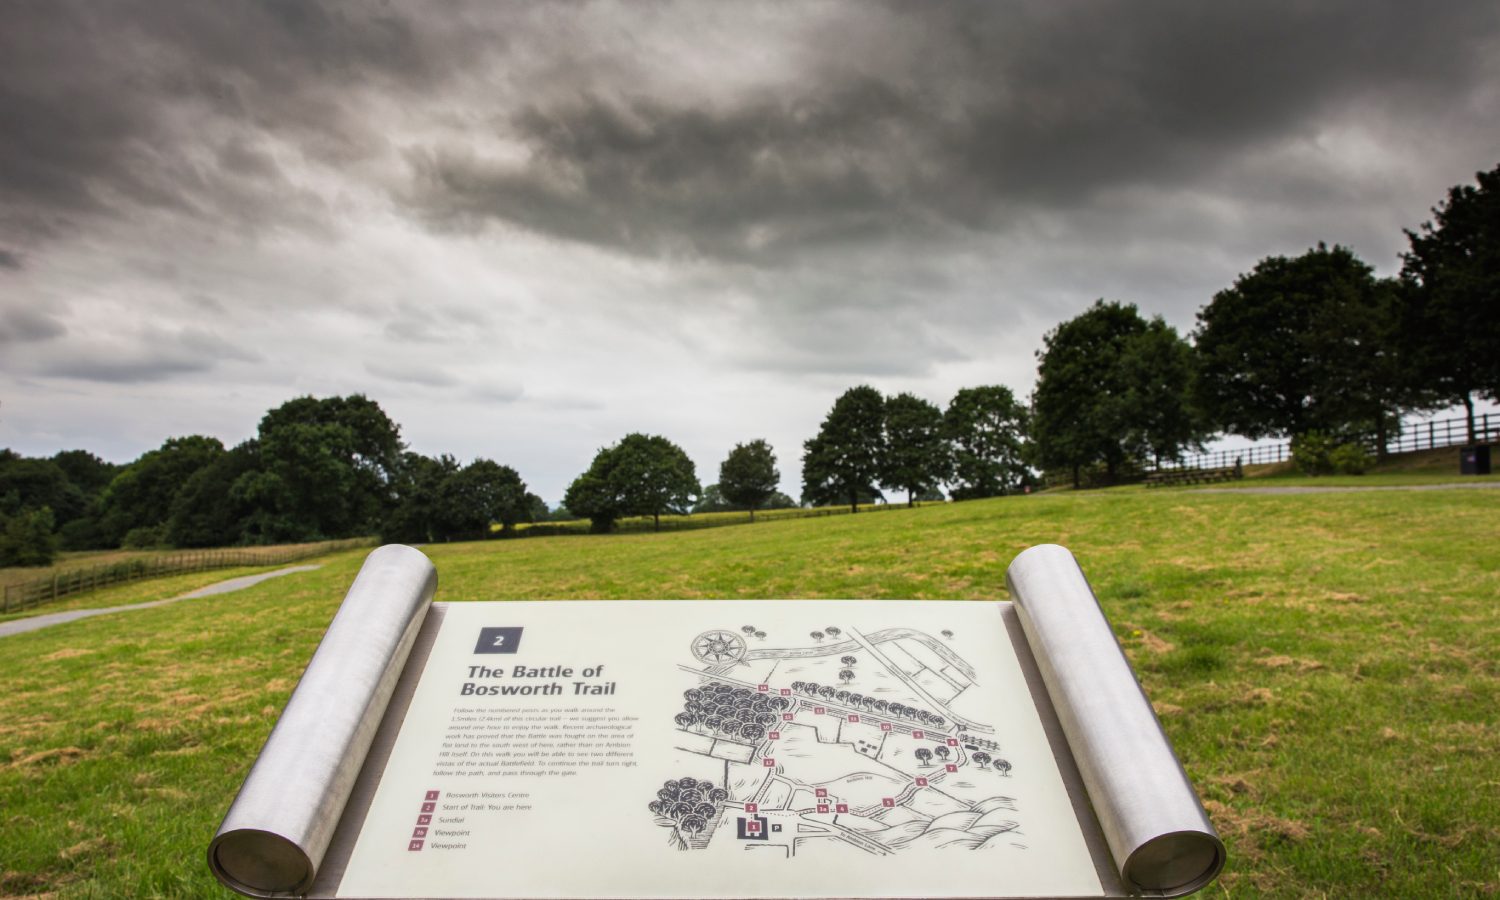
(946, 764, 958, 773)
(758, 684, 769, 692)
(881, 798, 895, 808)
(915, 777, 928, 787)
(912, 730, 924, 739)
(817, 804, 829, 813)
(769, 731, 780, 740)
(836, 804, 849, 813)
(947, 738, 959, 747)
(880, 723, 892, 732)
(848, 714, 859, 723)
(815, 788, 828, 798)
(745, 803, 759, 813)
(763, 758, 775, 767)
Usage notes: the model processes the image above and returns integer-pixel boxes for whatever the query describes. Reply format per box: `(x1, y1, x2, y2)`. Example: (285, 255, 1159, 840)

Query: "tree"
(564, 433, 700, 532)
(1400, 164, 1500, 442)
(0, 506, 58, 566)
(914, 747, 933, 765)
(1194, 245, 1408, 445)
(839, 669, 855, 684)
(825, 626, 841, 637)
(237, 395, 404, 542)
(881, 393, 952, 506)
(802, 386, 886, 512)
(973, 751, 992, 767)
(718, 440, 780, 521)
(943, 386, 1031, 499)
(1033, 301, 1201, 486)
(166, 440, 260, 547)
(934, 746, 950, 761)
(97, 435, 226, 545)
(840, 655, 857, 666)
(381, 453, 460, 543)
(436, 459, 532, 537)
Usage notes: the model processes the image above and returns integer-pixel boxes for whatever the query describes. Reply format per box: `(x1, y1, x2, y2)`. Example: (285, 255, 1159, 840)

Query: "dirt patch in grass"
(1255, 654, 1324, 672)
(5, 746, 85, 771)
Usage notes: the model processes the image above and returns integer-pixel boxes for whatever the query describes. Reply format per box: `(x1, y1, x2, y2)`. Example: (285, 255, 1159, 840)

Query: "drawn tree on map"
(873, 699, 889, 713)
(708, 787, 729, 803)
(942, 629, 954, 639)
(754, 630, 766, 640)
(742, 625, 756, 634)
(741, 723, 765, 741)
(914, 747, 933, 765)
(674, 712, 694, 729)
(811, 631, 825, 641)
(839, 669, 855, 684)
(994, 758, 1013, 776)
(934, 746, 950, 762)
(826, 626, 842, 637)
(680, 814, 708, 837)
(841, 655, 858, 666)
(973, 751, 992, 767)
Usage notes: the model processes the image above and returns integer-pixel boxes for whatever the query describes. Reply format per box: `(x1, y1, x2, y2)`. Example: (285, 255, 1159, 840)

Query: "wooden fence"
(1161, 412, 1496, 472)
(2, 537, 375, 614)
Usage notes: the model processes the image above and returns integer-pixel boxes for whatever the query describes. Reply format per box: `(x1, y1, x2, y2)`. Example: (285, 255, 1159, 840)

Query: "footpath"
(0, 565, 322, 639)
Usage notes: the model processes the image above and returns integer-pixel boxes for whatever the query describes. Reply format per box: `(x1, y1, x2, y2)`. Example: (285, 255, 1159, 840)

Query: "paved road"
(0, 565, 323, 639)
(1195, 481, 1498, 495)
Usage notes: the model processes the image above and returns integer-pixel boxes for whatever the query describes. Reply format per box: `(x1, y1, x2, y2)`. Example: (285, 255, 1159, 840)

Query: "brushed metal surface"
(208, 544, 437, 897)
(1007, 544, 1225, 897)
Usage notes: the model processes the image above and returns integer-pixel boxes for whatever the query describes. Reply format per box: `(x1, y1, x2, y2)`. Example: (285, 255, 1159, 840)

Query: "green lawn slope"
(1, 485, 1496, 897)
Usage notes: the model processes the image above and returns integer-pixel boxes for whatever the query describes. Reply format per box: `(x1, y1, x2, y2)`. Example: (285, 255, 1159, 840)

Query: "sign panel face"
(335, 601, 1102, 899)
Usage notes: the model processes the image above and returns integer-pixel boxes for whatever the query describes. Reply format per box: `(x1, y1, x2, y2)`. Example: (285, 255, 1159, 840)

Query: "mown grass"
(1, 486, 1496, 897)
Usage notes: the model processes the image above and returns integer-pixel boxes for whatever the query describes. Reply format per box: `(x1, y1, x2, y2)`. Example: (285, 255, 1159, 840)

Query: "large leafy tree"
(1033, 301, 1200, 487)
(564, 433, 700, 532)
(436, 459, 532, 537)
(381, 452, 461, 544)
(165, 440, 261, 548)
(1400, 164, 1500, 442)
(1120, 317, 1205, 465)
(718, 440, 780, 521)
(239, 395, 404, 541)
(802, 386, 886, 512)
(943, 386, 1030, 500)
(97, 435, 225, 545)
(881, 393, 951, 506)
(1194, 244, 1412, 444)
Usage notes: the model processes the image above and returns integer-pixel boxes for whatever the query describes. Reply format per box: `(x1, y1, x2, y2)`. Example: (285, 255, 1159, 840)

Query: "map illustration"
(649, 623, 1022, 857)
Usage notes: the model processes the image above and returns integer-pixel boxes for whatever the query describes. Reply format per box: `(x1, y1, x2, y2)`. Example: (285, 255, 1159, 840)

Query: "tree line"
(0, 395, 543, 565)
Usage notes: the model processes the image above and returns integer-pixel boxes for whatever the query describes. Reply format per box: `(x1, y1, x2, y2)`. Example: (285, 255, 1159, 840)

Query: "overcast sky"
(3, 1, 1498, 503)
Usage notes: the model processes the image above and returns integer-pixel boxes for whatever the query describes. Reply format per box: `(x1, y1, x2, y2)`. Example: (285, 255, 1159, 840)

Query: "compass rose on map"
(691, 630, 747, 665)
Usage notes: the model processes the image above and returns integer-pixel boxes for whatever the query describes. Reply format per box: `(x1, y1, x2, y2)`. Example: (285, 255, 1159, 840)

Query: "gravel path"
(1195, 481, 1498, 495)
(0, 564, 323, 639)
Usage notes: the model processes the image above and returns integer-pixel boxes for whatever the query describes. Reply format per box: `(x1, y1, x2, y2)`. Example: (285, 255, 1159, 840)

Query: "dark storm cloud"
(0, 0, 443, 248)
(401, 1, 1500, 263)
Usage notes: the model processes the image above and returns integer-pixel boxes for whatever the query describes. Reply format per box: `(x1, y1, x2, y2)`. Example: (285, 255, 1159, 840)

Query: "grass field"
(1, 483, 1496, 897)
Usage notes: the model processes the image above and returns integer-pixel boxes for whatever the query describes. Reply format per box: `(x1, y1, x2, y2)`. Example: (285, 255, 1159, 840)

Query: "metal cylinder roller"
(1007, 544, 1225, 897)
(208, 544, 437, 897)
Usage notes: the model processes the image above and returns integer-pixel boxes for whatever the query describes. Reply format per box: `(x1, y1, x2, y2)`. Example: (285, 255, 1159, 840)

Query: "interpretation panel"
(334, 600, 1103, 899)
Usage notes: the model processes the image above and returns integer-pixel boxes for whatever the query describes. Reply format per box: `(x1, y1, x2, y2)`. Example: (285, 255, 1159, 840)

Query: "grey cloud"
(0, 307, 66, 343)
(27, 324, 257, 382)
(365, 360, 458, 388)
(0, 248, 23, 270)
